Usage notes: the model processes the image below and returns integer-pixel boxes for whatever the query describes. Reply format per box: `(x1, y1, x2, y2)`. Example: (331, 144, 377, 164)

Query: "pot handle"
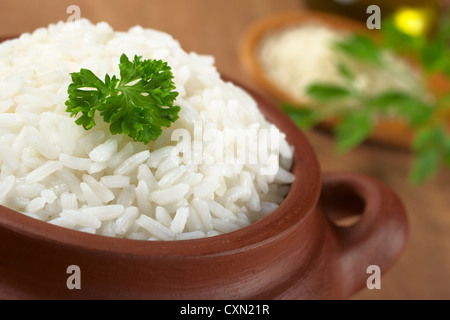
(318, 172, 408, 298)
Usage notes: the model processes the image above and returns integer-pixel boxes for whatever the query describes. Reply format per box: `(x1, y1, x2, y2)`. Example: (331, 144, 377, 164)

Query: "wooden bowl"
(0, 35, 408, 300)
(240, 10, 448, 149)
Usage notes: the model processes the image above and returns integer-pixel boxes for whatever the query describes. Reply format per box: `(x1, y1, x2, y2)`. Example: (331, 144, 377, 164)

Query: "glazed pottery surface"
(0, 36, 408, 300)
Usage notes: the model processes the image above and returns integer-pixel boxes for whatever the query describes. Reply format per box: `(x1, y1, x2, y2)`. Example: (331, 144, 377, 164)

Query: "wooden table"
(1, 0, 449, 300)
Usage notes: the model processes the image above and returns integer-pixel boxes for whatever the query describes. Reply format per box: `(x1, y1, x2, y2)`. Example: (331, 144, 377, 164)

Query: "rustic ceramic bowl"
(0, 36, 408, 300)
(240, 10, 450, 150)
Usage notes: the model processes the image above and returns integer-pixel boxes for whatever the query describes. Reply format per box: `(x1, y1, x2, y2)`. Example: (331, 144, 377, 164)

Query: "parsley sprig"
(282, 15, 450, 184)
(65, 54, 180, 144)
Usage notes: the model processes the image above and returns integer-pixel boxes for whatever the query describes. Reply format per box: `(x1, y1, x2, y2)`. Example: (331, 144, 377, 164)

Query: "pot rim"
(0, 34, 321, 258)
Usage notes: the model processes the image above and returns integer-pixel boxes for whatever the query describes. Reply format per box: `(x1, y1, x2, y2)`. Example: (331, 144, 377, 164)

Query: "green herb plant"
(65, 54, 180, 145)
(282, 15, 450, 184)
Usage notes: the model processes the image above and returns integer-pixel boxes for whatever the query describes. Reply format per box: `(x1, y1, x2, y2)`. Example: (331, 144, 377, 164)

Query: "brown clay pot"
(0, 36, 408, 300)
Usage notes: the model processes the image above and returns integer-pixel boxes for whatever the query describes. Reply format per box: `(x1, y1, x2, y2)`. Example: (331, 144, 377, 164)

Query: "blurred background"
(0, 0, 449, 299)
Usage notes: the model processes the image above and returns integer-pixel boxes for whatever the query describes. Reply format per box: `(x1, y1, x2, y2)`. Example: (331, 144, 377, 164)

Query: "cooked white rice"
(0, 19, 295, 240)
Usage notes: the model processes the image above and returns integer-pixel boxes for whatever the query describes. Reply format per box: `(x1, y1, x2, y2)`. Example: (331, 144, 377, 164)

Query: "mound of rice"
(0, 19, 295, 241)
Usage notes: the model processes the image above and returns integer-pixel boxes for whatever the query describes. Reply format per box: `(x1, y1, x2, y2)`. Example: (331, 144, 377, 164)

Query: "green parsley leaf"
(366, 91, 433, 126)
(413, 125, 446, 150)
(406, 124, 448, 184)
(305, 83, 354, 101)
(65, 54, 180, 144)
(421, 16, 450, 76)
(337, 62, 355, 82)
(410, 148, 440, 184)
(380, 18, 425, 55)
(335, 111, 373, 153)
(443, 136, 450, 166)
(280, 103, 322, 129)
(409, 145, 441, 184)
(334, 34, 383, 65)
